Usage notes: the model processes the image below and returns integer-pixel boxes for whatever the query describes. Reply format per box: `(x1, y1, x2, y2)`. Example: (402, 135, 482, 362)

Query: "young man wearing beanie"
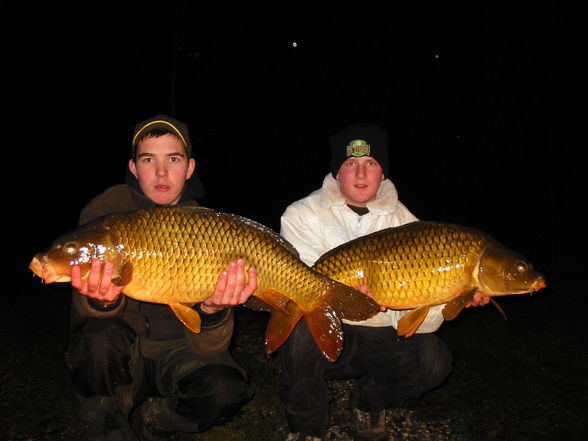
(67, 114, 257, 441)
(279, 123, 488, 441)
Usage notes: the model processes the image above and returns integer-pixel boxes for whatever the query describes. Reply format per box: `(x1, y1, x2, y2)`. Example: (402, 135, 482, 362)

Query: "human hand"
(359, 284, 387, 312)
(464, 292, 491, 308)
(71, 260, 125, 306)
(200, 259, 258, 314)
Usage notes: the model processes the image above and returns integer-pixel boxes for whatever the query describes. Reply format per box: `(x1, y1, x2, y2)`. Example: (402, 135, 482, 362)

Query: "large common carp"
(29, 206, 379, 361)
(313, 221, 546, 337)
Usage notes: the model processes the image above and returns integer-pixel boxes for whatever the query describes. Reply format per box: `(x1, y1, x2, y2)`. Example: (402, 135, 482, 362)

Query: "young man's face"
(336, 156, 384, 207)
(128, 133, 195, 205)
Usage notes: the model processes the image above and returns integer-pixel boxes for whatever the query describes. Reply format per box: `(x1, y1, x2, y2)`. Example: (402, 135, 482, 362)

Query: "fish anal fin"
(255, 289, 290, 313)
(169, 303, 201, 333)
(265, 301, 303, 355)
(397, 305, 431, 337)
(112, 262, 133, 286)
(244, 296, 273, 313)
(442, 288, 477, 321)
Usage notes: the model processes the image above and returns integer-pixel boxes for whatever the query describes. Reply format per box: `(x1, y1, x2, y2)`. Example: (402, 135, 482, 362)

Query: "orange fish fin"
(490, 298, 507, 320)
(255, 289, 290, 313)
(169, 303, 201, 333)
(327, 282, 380, 322)
(305, 282, 380, 362)
(112, 262, 133, 286)
(244, 296, 273, 313)
(265, 301, 303, 355)
(304, 302, 344, 362)
(442, 288, 477, 321)
(397, 305, 431, 337)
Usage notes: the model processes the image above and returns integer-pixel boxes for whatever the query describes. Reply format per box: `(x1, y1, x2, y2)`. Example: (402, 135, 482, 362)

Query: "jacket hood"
(319, 173, 401, 214)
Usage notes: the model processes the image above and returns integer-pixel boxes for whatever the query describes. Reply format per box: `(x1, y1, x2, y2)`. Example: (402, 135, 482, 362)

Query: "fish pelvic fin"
(169, 303, 201, 333)
(442, 288, 477, 321)
(397, 305, 431, 337)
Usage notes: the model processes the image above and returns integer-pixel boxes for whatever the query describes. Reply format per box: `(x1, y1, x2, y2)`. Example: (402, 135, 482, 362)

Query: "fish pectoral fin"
(112, 262, 133, 286)
(254, 289, 291, 314)
(397, 305, 431, 337)
(265, 301, 303, 355)
(442, 288, 477, 321)
(169, 303, 201, 333)
(490, 298, 507, 320)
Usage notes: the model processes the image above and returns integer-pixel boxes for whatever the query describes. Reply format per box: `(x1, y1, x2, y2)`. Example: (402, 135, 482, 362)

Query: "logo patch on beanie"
(346, 139, 371, 157)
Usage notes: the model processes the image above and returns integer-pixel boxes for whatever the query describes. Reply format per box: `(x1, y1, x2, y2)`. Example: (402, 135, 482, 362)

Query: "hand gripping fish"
(312, 221, 546, 337)
(29, 206, 380, 361)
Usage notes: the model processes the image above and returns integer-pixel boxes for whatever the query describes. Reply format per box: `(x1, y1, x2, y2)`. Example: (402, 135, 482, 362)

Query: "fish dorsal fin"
(397, 305, 430, 337)
(169, 303, 201, 333)
(112, 262, 133, 286)
(265, 301, 304, 355)
(442, 288, 477, 321)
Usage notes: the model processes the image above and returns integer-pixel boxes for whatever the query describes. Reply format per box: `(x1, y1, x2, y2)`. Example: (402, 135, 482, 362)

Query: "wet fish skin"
(312, 221, 546, 336)
(29, 206, 380, 361)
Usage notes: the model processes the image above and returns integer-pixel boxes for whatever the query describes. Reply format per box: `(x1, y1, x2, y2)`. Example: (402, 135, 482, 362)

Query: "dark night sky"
(15, 2, 580, 282)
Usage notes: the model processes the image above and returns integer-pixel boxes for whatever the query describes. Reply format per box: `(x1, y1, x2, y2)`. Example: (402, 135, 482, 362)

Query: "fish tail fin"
(263, 282, 379, 362)
(303, 281, 380, 362)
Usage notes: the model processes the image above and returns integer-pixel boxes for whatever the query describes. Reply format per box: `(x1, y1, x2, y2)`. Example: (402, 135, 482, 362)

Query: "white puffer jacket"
(280, 173, 444, 332)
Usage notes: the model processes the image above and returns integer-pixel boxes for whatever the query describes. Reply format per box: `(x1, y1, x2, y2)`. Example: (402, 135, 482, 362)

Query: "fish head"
(29, 223, 119, 284)
(477, 244, 546, 296)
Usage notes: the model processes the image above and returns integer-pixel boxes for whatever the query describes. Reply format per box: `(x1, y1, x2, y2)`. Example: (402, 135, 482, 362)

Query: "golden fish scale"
(314, 223, 489, 309)
(103, 208, 325, 307)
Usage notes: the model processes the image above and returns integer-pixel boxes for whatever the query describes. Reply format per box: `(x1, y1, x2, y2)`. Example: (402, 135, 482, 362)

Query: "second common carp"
(313, 221, 546, 336)
(29, 206, 380, 361)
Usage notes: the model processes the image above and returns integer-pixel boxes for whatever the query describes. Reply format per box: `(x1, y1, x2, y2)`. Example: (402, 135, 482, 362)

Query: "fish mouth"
(29, 255, 71, 284)
(532, 277, 547, 291)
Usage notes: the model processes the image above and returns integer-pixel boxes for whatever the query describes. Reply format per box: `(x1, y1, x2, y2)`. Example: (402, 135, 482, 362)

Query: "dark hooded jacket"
(70, 171, 234, 356)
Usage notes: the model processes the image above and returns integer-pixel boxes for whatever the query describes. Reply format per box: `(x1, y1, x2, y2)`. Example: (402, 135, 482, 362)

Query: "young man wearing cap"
(67, 114, 257, 441)
(279, 123, 489, 441)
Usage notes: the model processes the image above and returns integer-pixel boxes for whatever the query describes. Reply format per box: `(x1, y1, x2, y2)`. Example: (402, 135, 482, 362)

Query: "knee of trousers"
(67, 317, 138, 397)
(417, 335, 453, 388)
(175, 364, 252, 422)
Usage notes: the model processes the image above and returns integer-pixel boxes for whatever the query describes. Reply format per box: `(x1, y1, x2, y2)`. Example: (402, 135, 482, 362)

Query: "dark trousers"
(278, 320, 453, 436)
(66, 317, 252, 434)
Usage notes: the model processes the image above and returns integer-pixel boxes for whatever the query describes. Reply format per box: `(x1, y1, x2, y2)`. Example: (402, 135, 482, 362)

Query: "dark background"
(17, 1, 577, 262)
(6, 1, 587, 439)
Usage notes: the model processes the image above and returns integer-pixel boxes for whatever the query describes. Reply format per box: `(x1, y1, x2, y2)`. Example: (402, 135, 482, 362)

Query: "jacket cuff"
(72, 290, 126, 318)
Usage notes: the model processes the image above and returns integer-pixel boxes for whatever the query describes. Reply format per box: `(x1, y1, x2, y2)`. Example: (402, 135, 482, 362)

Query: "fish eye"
(64, 243, 78, 255)
(516, 261, 528, 272)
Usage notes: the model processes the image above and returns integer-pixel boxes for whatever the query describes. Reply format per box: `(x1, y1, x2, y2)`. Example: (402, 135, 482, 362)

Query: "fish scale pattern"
(314, 222, 489, 309)
(102, 206, 330, 307)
